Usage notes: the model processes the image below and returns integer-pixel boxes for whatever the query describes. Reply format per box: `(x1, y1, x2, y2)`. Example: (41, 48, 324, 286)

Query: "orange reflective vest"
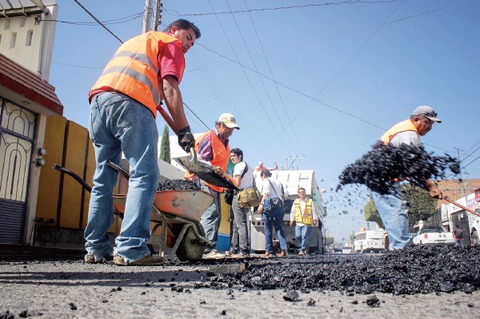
(380, 119, 419, 145)
(293, 198, 314, 225)
(185, 130, 230, 192)
(89, 31, 184, 118)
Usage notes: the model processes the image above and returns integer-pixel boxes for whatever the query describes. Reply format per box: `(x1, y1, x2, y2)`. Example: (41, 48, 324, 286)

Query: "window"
(20, 17, 26, 28)
(10, 32, 16, 48)
(4, 19, 10, 30)
(26, 30, 33, 46)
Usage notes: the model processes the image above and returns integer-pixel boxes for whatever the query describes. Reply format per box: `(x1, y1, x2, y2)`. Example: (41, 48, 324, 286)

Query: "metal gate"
(0, 97, 36, 244)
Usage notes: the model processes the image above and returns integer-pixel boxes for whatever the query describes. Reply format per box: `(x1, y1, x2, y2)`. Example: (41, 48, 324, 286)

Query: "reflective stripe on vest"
(89, 31, 184, 117)
(380, 119, 419, 145)
(293, 198, 313, 225)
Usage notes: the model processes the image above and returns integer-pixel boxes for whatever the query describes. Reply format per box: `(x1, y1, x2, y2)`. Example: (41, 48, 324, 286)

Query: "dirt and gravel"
(1, 245, 479, 318)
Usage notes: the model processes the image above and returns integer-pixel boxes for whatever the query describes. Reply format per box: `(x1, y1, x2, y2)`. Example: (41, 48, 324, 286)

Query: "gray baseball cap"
(412, 105, 442, 123)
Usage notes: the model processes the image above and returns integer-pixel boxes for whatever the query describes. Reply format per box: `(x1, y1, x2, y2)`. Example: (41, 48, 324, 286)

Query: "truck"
(441, 187, 480, 246)
(353, 227, 387, 253)
(250, 169, 326, 254)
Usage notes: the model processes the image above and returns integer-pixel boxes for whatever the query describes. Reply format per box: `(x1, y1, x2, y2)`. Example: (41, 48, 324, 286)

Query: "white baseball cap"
(218, 113, 240, 129)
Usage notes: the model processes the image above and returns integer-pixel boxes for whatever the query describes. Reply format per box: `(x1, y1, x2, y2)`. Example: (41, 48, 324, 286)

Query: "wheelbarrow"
(53, 163, 215, 261)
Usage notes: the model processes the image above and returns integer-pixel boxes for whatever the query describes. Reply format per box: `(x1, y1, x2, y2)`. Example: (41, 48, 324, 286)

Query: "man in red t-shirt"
(84, 19, 201, 266)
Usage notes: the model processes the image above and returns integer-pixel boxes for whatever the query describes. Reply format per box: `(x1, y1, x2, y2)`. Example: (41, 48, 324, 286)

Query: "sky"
(48, 0, 480, 243)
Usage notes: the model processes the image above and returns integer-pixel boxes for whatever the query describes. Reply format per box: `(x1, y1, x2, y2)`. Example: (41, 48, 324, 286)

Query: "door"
(0, 98, 36, 244)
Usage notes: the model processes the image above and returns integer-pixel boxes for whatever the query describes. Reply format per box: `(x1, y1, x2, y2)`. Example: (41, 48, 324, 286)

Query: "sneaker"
(84, 253, 111, 264)
(298, 250, 305, 256)
(278, 250, 287, 257)
(113, 254, 164, 266)
(203, 250, 225, 259)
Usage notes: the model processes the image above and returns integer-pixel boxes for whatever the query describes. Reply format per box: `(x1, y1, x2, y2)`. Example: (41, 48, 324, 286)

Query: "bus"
(353, 228, 386, 253)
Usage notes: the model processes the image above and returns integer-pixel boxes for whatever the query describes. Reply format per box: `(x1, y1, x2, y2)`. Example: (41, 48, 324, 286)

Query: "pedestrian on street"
(84, 19, 200, 266)
(258, 169, 288, 258)
(229, 148, 254, 258)
(371, 105, 443, 250)
(290, 187, 318, 256)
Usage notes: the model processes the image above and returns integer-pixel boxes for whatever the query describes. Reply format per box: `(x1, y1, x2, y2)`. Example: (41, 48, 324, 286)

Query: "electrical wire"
(170, 0, 397, 16)
(73, 0, 123, 43)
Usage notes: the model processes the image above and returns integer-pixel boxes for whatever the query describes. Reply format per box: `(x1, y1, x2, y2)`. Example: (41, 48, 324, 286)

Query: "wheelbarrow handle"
(106, 160, 130, 180)
(53, 164, 92, 193)
(190, 148, 197, 162)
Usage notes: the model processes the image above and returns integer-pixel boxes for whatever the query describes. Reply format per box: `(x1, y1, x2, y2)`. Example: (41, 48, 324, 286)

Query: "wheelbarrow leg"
(170, 224, 191, 258)
(151, 206, 168, 259)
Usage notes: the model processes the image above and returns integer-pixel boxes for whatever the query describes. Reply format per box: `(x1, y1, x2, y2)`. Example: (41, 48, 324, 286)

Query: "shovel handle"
(444, 197, 480, 217)
(157, 104, 177, 133)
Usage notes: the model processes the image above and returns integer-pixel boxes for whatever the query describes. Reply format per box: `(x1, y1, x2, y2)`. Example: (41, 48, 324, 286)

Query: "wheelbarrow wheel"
(176, 225, 205, 261)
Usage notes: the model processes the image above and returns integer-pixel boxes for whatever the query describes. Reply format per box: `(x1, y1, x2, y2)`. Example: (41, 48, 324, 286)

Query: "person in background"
(258, 169, 288, 258)
(85, 19, 200, 266)
(229, 148, 254, 258)
(188, 113, 239, 259)
(453, 223, 464, 247)
(290, 187, 318, 256)
(371, 105, 443, 250)
(254, 161, 279, 172)
(224, 160, 239, 257)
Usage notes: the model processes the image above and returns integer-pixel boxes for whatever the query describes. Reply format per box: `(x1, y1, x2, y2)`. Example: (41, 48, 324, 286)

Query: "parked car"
(412, 226, 455, 245)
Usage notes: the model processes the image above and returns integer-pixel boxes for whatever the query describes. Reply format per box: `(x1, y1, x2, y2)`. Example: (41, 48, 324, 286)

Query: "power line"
(243, 0, 306, 161)
(169, 0, 397, 16)
(73, 0, 124, 43)
(41, 11, 144, 26)
(206, 0, 292, 158)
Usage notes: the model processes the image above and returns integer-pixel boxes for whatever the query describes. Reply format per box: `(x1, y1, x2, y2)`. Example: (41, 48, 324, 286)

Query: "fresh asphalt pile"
(157, 179, 200, 191)
(202, 245, 480, 295)
(337, 143, 459, 194)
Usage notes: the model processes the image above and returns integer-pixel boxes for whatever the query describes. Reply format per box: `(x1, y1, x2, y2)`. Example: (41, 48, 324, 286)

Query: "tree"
(363, 196, 384, 229)
(401, 184, 437, 227)
(160, 124, 171, 163)
(363, 185, 438, 230)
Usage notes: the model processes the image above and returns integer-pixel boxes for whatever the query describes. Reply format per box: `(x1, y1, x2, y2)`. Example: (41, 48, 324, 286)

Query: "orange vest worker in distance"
(185, 113, 239, 192)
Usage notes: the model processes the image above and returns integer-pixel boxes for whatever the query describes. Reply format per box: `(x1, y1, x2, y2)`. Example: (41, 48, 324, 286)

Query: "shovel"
(175, 149, 238, 190)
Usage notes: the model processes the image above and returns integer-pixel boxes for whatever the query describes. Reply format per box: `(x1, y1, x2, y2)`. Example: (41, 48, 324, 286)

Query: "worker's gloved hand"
(177, 126, 194, 152)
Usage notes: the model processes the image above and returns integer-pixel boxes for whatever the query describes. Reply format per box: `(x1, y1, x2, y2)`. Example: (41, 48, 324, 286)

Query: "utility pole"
(142, 0, 154, 33)
(153, 0, 163, 31)
(454, 147, 465, 197)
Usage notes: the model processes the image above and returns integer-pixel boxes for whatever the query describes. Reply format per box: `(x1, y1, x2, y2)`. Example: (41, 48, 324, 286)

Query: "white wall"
(0, 1, 58, 80)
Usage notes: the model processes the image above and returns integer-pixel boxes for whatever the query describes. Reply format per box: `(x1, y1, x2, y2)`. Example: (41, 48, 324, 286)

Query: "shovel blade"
(175, 156, 236, 189)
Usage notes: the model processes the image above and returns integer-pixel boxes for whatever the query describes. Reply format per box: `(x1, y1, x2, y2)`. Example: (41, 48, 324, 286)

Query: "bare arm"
(162, 75, 188, 133)
(233, 175, 241, 187)
(425, 180, 443, 199)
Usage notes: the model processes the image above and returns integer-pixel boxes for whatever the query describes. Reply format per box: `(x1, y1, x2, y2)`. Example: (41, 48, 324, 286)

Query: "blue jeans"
(199, 181, 221, 251)
(295, 224, 312, 251)
(85, 91, 159, 262)
(262, 207, 287, 253)
(371, 186, 410, 250)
